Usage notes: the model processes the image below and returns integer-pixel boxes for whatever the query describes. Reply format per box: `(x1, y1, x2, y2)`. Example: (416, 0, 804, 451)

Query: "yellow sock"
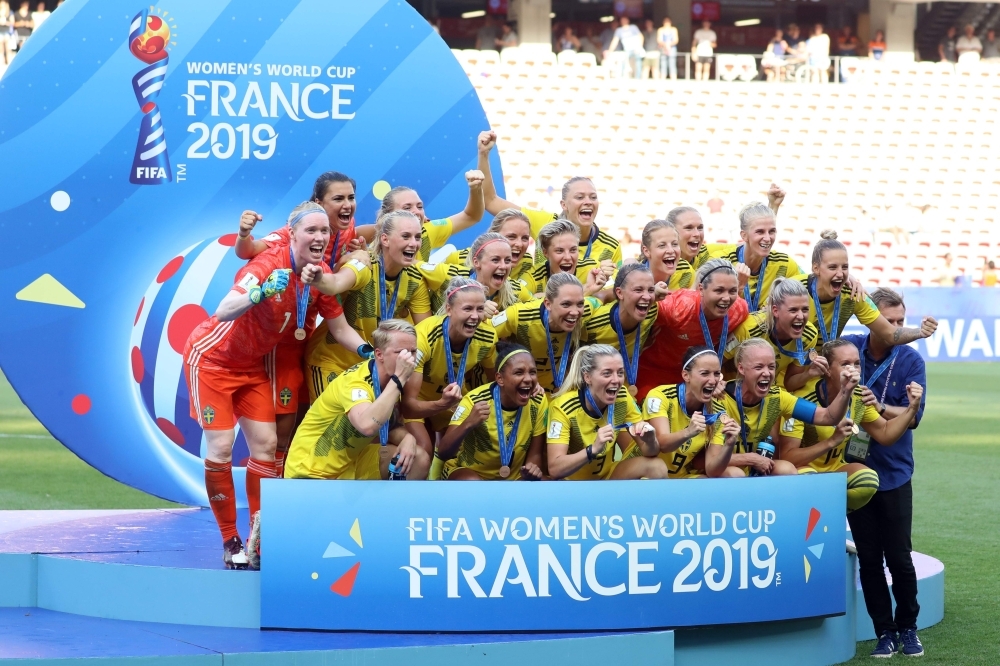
(428, 454, 444, 481)
(846, 468, 880, 512)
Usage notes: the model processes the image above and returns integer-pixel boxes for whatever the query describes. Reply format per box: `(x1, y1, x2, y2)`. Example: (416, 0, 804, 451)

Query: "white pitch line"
(0, 433, 53, 439)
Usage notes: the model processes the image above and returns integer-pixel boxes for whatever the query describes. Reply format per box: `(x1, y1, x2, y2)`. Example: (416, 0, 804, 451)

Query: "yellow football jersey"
(718, 382, 803, 455)
(285, 360, 387, 480)
(642, 385, 726, 477)
(668, 259, 697, 290)
(419, 218, 453, 262)
(547, 387, 641, 480)
(522, 207, 622, 265)
(711, 245, 803, 311)
(442, 384, 548, 480)
(796, 275, 881, 344)
(414, 315, 498, 400)
(444, 248, 535, 283)
(582, 301, 658, 387)
(491, 300, 595, 393)
(417, 261, 533, 312)
(519, 257, 602, 296)
(724, 310, 820, 387)
(788, 386, 879, 472)
(306, 261, 431, 375)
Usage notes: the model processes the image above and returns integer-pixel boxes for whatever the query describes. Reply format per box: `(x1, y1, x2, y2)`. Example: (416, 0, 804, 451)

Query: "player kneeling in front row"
(437, 342, 547, 480)
(547, 345, 668, 480)
(777, 338, 923, 512)
(285, 319, 431, 482)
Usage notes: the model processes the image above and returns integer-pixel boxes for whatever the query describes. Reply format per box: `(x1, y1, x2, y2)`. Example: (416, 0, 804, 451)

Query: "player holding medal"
(582, 263, 658, 397)
(492, 273, 594, 394)
(636, 259, 749, 398)
(777, 339, 922, 511)
(518, 220, 611, 298)
(183, 202, 365, 569)
(438, 342, 547, 480)
(443, 208, 535, 283)
(285, 319, 430, 481)
(638, 218, 696, 291)
(725, 278, 819, 390)
(402, 278, 498, 458)
(547, 345, 668, 481)
(643, 346, 742, 478)
(305, 210, 433, 400)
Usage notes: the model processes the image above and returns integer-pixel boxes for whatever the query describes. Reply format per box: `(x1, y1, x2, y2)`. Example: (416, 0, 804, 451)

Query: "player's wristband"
(585, 444, 594, 462)
(357, 343, 375, 359)
(389, 374, 404, 394)
(878, 402, 887, 415)
(247, 286, 262, 304)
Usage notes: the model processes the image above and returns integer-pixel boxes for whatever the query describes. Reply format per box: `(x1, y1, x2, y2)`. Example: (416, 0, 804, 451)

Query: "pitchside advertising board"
(261, 475, 847, 631)
(0, 0, 501, 506)
(842, 287, 1000, 362)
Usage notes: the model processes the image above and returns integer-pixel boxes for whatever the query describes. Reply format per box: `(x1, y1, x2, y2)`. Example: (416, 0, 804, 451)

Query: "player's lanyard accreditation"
(369, 360, 390, 446)
(699, 305, 727, 363)
(734, 381, 767, 454)
(542, 305, 572, 390)
(737, 245, 768, 311)
(377, 258, 402, 324)
(441, 317, 472, 388)
(677, 382, 722, 426)
(809, 276, 841, 344)
(492, 383, 523, 479)
(611, 303, 641, 396)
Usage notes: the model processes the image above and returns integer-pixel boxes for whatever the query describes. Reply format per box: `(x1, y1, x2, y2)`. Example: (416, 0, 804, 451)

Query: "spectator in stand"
(806, 23, 831, 83)
(12, 1, 30, 50)
(982, 29, 999, 61)
(932, 253, 956, 286)
(600, 17, 618, 53)
(955, 23, 983, 60)
(642, 19, 659, 78)
(785, 23, 804, 51)
(581, 25, 603, 63)
(475, 15, 498, 51)
(868, 30, 886, 60)
(495, 22, 518, 51)
(938, 26, 958, 63)
(0, 1, 14, 65)
(981, 259, 998, 287)
(657, 17, 679, 80)
(762, 29, 789, 82)
(29, 1, 46, 30)
(783, 23, 807, 75)
(607, 16, 645, 79)
(836, 25, 859, 56)
(692, 20, 717, 81)
(556, 25, 580, 53)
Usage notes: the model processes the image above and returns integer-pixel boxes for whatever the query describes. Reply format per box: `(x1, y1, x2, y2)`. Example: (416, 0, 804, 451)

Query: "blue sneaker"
(871, 631, 899, 658)
(899, 628, 924, 657)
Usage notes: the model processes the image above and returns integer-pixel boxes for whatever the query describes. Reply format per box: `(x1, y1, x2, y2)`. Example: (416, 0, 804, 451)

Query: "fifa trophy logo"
(128, 9, 173, 184)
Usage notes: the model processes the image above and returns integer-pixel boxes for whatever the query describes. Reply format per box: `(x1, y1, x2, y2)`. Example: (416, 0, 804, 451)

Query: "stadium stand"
(457, 47, 1000, 287)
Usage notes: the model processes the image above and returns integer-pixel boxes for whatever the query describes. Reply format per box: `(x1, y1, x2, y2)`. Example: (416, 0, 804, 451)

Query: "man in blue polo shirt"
(843, 287, 927, 658)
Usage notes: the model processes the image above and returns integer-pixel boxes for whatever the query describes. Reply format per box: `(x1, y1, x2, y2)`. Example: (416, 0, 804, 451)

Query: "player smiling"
(519, 219, 610, 297)
(444, 208, 535, 282)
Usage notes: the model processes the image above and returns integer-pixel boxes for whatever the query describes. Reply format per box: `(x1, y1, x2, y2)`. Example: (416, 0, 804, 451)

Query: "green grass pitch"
(0, 365, 996, 663)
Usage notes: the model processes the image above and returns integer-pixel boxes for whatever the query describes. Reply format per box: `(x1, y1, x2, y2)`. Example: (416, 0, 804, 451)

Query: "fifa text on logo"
(128, 8, 175, 184)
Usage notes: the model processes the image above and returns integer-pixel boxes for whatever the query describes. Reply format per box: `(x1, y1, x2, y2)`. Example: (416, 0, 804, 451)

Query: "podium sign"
(262, 475, 846, 631)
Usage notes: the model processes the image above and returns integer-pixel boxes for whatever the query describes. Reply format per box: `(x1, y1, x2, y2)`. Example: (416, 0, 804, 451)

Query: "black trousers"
(847, 480, 920, 635)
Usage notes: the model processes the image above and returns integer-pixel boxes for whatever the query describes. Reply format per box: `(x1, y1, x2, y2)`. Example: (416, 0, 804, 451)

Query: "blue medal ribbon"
(492, 384, 523, 471)
(611, 303, 642, 388)
(734, 382, 767, 454)
(441, 316, 472, 387)
(678, 382, 722, 426)
(698, 306, 727, 363)
(377, 257, 402, 324)
(369, 360, 390, 446)
(737, 245, 768, 311)
(326, 231, 342, 270)
(582, 226, 598, 260)
(542, 306, 572, 390)
(584, 387, 615, 428)
(809, 276, 841, 344)
(860, 338, 899, 388)
(289, 247, 310, 333)
(770, 332, 811, 365)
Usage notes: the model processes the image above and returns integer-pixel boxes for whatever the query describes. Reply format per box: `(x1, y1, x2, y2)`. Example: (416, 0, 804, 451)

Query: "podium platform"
(0, 509, 944, 665)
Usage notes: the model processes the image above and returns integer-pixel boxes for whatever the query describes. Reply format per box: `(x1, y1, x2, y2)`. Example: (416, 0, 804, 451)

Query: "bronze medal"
(294, 328, 306, 341)
(628, 384, 638, 397)
(499, 465, 511, 479)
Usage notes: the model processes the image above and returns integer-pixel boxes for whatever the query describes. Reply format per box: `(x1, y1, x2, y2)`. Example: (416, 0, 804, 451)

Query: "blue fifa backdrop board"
(841, 287, 1000, 362)
(0, 0, 501, 506)
(261, 475, 847, 631)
